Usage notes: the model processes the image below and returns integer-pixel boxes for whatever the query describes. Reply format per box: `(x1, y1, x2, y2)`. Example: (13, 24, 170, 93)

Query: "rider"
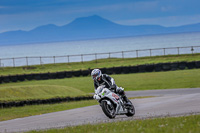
(91, 69, 131, 106)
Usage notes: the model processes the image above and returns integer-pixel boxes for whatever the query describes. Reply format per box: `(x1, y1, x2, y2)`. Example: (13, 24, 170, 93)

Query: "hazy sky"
(1, 0, 200, 33)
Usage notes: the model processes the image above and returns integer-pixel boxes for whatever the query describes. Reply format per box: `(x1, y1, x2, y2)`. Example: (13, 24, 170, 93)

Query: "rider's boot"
(117, 88, 132, 106)
(122, 95, 132, 106)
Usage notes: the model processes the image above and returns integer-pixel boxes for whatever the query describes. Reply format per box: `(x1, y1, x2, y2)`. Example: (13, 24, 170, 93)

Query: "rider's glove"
(110, 84, 117, 89)
(93, 94, 100, 100)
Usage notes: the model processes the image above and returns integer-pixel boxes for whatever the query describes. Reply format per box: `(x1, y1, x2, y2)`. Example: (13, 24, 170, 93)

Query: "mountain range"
(1, 15, 200, 45)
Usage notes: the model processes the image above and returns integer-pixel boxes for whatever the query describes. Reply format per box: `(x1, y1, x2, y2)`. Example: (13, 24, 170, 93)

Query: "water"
(0, 32, 200, 67)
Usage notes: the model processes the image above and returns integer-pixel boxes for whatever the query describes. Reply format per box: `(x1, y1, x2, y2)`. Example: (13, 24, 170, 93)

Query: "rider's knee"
(116, 87, 124, 95)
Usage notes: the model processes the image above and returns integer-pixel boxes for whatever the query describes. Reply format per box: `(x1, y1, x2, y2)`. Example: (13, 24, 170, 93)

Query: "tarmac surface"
(0, 88, 200, 133)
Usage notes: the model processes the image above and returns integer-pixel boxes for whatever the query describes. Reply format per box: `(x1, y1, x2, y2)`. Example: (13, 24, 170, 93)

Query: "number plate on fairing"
(112, 93, 119, 100)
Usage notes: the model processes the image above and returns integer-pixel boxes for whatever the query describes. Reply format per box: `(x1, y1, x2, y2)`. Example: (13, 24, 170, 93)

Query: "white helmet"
(91, 69, 102, 80)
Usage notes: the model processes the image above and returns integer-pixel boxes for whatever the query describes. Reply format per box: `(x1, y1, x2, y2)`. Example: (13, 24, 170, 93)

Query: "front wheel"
(126, 99, 135, 117)
(101, 100, 116, 119)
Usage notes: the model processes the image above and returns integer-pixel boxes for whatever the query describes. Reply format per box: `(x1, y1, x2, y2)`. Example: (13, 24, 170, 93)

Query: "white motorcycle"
(94, 85, 135, 119)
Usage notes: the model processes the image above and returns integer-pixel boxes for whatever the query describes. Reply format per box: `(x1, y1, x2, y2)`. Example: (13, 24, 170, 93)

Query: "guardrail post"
(13, 58, 15, 67)
(26, 57, 28, 66)
(136, 50, 138, 58)
(40, 57, 42, 65)
(67, 55, 70, 63)
(177, 47, 180, 55)
(81, 54, 83, 63)
(163, 48, 166, 55)
(53, 56, 55, 64)
(191, 46, 194, 54)
(122, 51, 124, 59)
(150, 49, 152, 56)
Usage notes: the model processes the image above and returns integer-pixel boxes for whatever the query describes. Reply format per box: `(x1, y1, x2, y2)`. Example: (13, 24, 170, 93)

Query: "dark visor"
(92, 74, 98, 79)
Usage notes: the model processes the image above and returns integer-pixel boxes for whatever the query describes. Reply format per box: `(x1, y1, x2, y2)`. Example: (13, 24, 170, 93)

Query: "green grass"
(0, 69, 200, 101)
(0, 53, 200, 76)
(0, 85, 87, 102)
(0, 69, 200, 102)
(27, 114, 200, 133)
(115, 69, 200, 91)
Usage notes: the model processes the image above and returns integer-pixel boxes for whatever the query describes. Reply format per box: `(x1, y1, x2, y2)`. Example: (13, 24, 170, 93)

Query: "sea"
(0, 32, 200, 67)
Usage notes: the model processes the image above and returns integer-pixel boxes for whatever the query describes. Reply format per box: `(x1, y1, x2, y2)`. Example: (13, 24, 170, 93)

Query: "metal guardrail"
(0, 45, 200, 67)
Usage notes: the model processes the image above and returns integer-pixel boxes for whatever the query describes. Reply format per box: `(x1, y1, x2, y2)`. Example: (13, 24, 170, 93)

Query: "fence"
(0, 45, 200, 67)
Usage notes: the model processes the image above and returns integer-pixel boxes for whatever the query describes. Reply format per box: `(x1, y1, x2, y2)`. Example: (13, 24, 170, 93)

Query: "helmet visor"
(92, 74, 98, 80)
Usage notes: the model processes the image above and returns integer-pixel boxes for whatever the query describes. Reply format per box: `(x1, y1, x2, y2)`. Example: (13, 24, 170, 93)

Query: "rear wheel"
(101, 100, 116, 119)
(126, 99, 135, 117)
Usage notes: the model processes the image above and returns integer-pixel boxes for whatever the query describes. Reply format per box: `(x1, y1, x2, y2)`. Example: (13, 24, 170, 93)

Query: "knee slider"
(118, 89, 124, 95)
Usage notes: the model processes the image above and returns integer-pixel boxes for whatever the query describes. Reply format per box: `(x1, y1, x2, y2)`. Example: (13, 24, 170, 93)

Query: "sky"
(0, 0, 200, 33)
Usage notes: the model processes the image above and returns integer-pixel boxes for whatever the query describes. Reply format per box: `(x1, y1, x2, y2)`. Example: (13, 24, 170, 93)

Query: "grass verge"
(0, 69, 200, 102)
(0, 53, 200, 76)
(0, 85, 87, 102)
(27, 114, 200, 133)
(0, 96, 149, 121)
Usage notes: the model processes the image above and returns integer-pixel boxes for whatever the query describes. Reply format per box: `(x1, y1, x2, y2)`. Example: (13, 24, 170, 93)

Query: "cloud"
(161, 6, 174, 12)
(116, 15, 200, 27)
(0, 6, 6, 8)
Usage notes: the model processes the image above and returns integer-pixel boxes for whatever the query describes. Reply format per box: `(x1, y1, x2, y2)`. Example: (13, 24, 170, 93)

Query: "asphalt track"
(0, 88, 200, 133)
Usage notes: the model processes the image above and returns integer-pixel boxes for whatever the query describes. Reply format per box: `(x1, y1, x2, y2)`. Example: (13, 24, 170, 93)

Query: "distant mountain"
(1, 15, 200, 45)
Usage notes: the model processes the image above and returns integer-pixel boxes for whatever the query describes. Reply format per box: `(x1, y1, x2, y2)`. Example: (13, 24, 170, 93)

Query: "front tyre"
(101, 100, 116, 119)
(126, 99, 135, 117)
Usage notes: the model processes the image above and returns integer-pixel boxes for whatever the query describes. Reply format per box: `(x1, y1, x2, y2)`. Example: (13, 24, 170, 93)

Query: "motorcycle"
(94, 85, 135, 119)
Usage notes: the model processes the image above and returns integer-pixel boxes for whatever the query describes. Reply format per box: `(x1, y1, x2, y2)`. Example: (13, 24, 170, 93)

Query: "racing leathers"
(93, 74, 130, 105)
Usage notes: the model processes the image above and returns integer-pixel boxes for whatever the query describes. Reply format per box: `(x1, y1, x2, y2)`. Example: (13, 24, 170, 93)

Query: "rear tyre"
(126, 99, 135, 117)
(101, 100, 116, 119)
